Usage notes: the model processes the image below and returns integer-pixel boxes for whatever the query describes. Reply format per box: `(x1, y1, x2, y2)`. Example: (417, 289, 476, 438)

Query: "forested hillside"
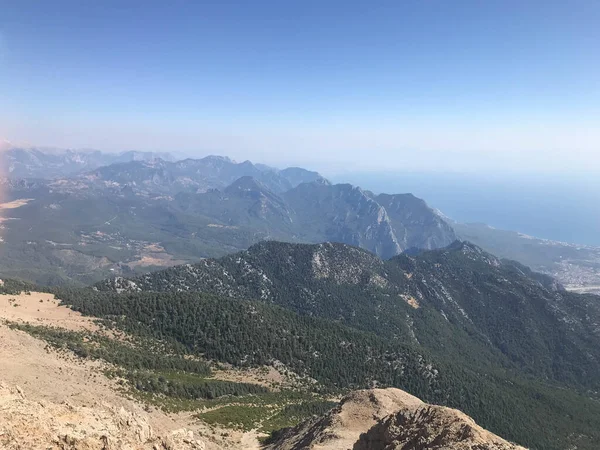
(100, 240, 600, 390)
(55, 285, 600, 450)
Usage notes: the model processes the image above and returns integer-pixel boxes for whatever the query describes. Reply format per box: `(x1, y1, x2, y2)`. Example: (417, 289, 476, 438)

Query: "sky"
(0, 0, 599, 173)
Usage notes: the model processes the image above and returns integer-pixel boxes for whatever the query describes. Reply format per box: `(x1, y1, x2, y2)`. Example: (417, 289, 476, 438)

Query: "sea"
(331, 171, 600, 247)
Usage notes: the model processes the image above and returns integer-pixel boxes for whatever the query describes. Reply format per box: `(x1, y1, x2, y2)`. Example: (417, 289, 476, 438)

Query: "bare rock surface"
(264, 388, 526, 450)
(355, 403, 526, 450)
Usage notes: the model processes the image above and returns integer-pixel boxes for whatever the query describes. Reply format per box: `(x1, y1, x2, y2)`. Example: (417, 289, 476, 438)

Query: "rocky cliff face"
(282, 182, 457, 258)
(284, 183, 402, 259)
(377, 193, 457, 250)
(264, 388, 525, 450)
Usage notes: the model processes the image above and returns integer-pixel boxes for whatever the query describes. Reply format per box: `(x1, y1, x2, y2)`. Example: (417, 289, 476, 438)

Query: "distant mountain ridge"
(4, 145, 594, 292)
(0, 147, 451, 284)
(82, 154, 328, 195)
(0, 149, 456, 285)
(0, 147, 175, 179)
(92, 169, 455, 258)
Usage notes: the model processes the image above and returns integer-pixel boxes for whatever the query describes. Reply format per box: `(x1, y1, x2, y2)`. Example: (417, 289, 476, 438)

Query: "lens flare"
(0, 140, 9, 239)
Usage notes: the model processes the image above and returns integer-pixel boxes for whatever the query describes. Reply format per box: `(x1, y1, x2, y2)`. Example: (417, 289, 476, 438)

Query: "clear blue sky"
(1, 0, 599, 172)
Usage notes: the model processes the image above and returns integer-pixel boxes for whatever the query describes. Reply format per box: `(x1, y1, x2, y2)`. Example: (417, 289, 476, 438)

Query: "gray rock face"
(284, 183, 402, 258)
(376, 193, 457, 250)
(283, 183, 456, 258)
(355, 404, 526, 450)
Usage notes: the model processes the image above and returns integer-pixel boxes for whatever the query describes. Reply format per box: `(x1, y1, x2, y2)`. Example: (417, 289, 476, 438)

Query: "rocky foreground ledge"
(0, 383, 205, 450)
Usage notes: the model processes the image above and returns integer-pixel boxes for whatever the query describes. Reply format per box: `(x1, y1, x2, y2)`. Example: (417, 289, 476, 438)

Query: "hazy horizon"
(3, 140, 599, 246)
(2, 1, 599, 173)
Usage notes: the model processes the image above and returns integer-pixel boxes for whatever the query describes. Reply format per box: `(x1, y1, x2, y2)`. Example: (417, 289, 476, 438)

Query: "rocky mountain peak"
(224, 175, 270, 194)
(264, 388, 525, 450)
(282, 181, 454, 258)
(278, 166, 328, 188)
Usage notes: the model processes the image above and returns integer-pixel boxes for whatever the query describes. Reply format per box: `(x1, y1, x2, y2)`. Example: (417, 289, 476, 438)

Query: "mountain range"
(83, 155, 327, 195)
(0, 148, 455, 285)
(0, 146, 175, 179)
(0, 146, 598, 293)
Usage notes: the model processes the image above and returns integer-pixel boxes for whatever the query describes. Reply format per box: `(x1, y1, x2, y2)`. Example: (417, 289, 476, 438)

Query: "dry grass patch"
(0, 291, 100, 332)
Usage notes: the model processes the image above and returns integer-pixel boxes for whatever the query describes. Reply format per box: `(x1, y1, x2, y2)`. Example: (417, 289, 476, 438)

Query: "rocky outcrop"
(263, 388, 525, 450)
(355, 404, 525, 450)
(0, 383, 206, 450)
